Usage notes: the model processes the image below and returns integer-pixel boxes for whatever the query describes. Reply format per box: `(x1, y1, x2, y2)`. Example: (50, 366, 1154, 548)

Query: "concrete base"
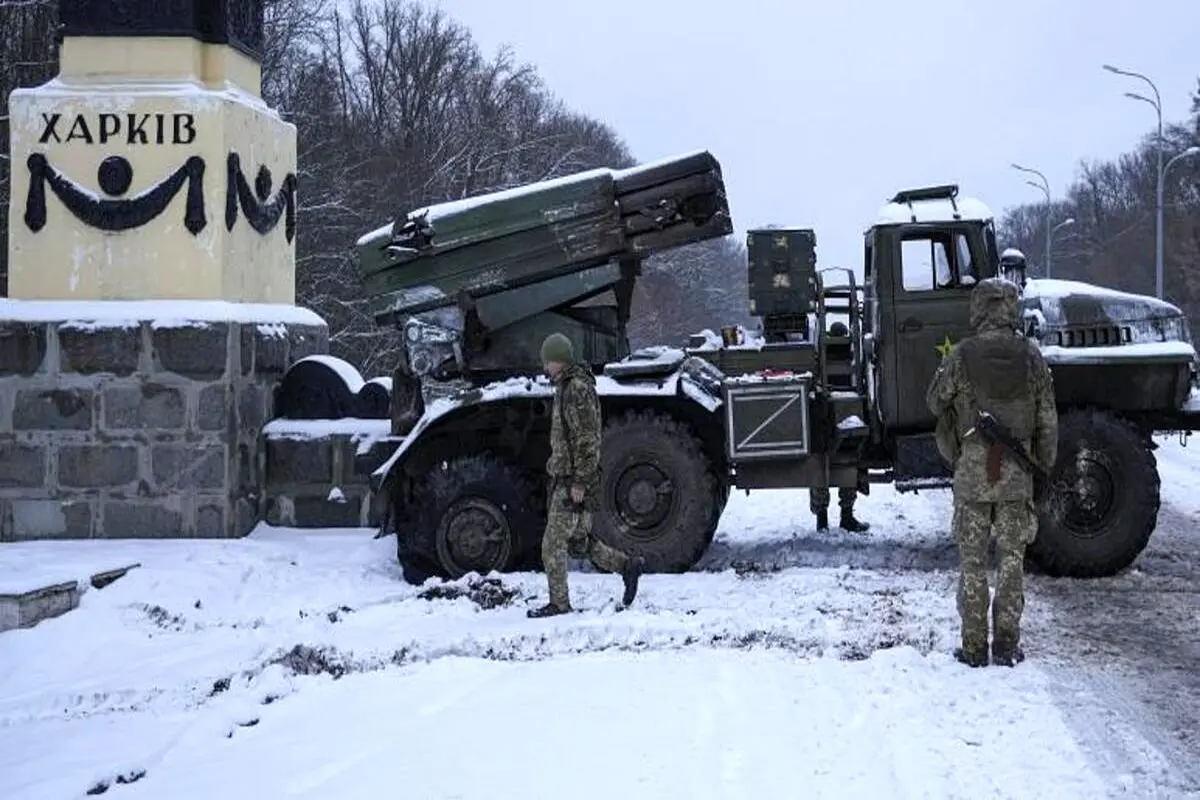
(262, 419, 399, 528)
(0, 300, 329, 540)
(0, 562, 139, 632)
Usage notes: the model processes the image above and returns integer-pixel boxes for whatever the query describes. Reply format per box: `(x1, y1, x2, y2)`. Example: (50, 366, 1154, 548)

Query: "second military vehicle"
(350, 152, 1200, 583)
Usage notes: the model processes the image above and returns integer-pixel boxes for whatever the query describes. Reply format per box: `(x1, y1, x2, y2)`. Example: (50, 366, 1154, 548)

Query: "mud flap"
(390, 368, 426, 436)
(893, 433, 953, 492)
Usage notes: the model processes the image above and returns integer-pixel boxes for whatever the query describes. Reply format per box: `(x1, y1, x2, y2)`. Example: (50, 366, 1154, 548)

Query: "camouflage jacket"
(926, 281, 1058, 503)
(546, 363, 602, 510)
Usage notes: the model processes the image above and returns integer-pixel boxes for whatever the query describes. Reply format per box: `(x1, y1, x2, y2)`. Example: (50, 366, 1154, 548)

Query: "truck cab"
(863, 185, 1000, 435)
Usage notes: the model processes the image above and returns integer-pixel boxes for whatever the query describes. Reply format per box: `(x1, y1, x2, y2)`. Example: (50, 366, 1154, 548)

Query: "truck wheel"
(1031, 409, 1159, 578)
(594, 411, 717, 572)
(403, 453, 544, 579)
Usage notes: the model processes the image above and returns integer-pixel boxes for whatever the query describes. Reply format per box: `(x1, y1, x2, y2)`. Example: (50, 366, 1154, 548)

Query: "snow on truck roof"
(874, 189, 993, 227)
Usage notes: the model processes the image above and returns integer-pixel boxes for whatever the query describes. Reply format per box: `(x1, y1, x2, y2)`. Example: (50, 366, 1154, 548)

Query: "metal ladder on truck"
(814, 267, 865, 394)
(815, 267, 872, 478)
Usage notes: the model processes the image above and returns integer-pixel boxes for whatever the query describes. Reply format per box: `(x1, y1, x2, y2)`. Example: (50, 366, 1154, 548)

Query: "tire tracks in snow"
(1027, 502, 1200, 796)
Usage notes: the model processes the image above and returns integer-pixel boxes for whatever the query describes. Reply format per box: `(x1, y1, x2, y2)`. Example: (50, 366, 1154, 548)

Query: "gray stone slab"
(0, 563, 140, 632)
(0, 441, 48, 488)
(9, 498, 93, 539)
(12, 388, 94, 430)
(152, 323, 229, 379)
(0, 321, 48, 376)
(151, 444, 226, 490)
(101, 499, 184, 538)
(58, 324, 141, 376)
(58, 444, 139, 488)
(0, 581, 79, 633)
(104, 383, 186, 430)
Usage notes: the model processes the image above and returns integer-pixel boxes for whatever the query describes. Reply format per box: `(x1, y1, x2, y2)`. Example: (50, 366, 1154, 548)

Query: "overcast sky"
(431, 0, 1197, 274)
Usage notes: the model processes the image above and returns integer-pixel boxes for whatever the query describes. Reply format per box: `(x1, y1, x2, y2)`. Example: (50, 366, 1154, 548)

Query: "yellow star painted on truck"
(935, 335, 954, 359)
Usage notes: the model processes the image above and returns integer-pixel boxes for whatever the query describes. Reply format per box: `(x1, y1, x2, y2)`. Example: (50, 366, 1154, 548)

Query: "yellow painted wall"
(6, 37, 295, 303)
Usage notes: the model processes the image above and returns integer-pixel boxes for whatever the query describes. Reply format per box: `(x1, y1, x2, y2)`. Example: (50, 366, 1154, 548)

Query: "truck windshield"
(899, 229, 981, 292)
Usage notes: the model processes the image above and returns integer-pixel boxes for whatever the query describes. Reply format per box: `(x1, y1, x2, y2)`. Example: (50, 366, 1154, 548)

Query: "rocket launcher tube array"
(356, 150, 733, 327)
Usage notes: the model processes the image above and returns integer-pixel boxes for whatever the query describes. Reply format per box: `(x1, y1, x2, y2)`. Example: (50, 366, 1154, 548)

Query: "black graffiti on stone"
(23, 153, 207, 235)
(224, 153, 296, 243)
(39, 112, 197, 146)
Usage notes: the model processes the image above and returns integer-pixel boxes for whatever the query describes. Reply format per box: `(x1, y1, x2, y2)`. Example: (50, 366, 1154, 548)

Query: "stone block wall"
(0, 311, 328, 540)
(262, 419, 400, 528)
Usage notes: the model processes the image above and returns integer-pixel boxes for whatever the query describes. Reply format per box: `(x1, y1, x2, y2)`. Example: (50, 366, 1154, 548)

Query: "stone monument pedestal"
(0, 301, 327, 540)
(0, 2, 335, 541)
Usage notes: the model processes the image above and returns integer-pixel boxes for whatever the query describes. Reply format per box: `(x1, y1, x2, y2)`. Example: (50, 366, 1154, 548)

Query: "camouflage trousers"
(952, 500, 1037, 654)
(810, 486, 857, 514)
(542, 486, 629, 609)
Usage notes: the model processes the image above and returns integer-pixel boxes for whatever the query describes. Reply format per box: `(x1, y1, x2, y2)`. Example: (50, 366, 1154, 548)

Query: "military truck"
(352, 153, 1200, 583)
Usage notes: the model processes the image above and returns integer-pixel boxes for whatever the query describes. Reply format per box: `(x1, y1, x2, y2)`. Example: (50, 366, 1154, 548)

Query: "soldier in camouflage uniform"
(809, 486, 869, 532)
(811, 321, 869, 533)
(527, 333, 645, 618)
(925, 278, 1057, 667)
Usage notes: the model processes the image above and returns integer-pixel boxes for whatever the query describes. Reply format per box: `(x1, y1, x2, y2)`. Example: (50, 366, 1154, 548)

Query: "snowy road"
(1022, 440, 1200, 797)
(1, 441, 1199, 798)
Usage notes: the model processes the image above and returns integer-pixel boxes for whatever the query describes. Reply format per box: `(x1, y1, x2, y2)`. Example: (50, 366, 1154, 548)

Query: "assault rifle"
(967, 411, 1047, 481)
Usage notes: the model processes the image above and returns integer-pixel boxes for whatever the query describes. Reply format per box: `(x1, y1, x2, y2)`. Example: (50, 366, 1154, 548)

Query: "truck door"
(889, 227, 978, 430)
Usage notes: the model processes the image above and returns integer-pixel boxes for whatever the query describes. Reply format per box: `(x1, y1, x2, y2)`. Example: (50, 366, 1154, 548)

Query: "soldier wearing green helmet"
(527, 333, 645, 617)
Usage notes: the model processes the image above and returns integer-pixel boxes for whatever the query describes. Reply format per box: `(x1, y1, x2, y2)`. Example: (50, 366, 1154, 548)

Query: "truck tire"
(400, 453, 544, 580)
(1030, 409, 1159, 578)
(593, 411, 717, 573)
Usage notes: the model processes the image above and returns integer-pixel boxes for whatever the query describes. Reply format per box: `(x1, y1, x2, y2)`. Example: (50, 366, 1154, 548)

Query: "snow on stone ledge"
(0, 299, 326, 329)
(262, 419, 395, 456)
(1040, 341, 1196, 365)
(11, 77, 282, 119)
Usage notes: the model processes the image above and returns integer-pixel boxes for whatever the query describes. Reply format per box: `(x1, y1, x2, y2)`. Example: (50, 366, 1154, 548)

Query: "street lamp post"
(1011, 163, 1053, 277)
(1051, 217, 1075, 246)
(1103, 64, 1167, 298)
(1163, 147, 1200, 276)
(1049, 218, 1075, 275)
(1164, 146, 1200, 189)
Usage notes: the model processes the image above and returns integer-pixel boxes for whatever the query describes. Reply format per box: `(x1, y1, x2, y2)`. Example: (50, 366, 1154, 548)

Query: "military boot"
(815, 510, 829, 531)
(992, 642, 1025, 667)
(953, 647, 989, 668)
(621, 556, 646, 607)
(839, 511, 870, 533)
(526, 603, 571, 618)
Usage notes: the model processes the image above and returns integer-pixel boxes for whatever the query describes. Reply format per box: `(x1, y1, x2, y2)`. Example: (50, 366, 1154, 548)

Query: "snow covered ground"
(3, 442, 1200, 798)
